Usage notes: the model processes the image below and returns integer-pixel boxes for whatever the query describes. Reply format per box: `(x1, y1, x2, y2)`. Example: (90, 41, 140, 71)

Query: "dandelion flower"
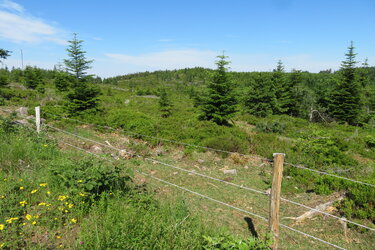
(19, 200, 27, 206)
(26, 214, 32, 221)
(71, 218, 77, 223)
(32, 221, 37, 225)
(19, 186, 24, 190)
(31, 189, 38, 194)
(77, 180, 83, 183)
(68, 204, 74, 209)
(57, 195, 67, 201)
(47, 191, 51, 195)
(1, 195, 5, 199)
(39, 183, 47, 187)
(56, 235, 61, 239)
(0, 224, 4, 230)
(79, 193, 85, 197)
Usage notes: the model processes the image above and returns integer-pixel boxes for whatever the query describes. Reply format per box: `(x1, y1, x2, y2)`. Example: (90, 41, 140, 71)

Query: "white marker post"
(35, 106, 41, 134)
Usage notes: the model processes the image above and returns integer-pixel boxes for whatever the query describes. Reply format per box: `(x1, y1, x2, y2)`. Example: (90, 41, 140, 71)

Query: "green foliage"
(24, 66, 43, 89)
(364, 135, 375, 148)
(200, 55, 237, 125)
(0, 48, 11, 62)
(202, 234, 271, 250)
(202, 134, 248, 156)
(244, 73, 276, 117)
(330, 42, 362, 125)
(54, 72, 72, 92)
(255, 121, 286, 133)
(293, 130, 356, 166)
(63, 33, 93, 79)
(66, 82, 101, 115)
(0, 74, 9, 88)
(158, 88, 173, 117)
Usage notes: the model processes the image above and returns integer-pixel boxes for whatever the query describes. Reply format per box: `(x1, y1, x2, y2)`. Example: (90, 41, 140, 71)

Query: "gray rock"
(16, 107, 28, 116)
(223, 169, 237, 175)
(90, 145, 103, 153)
(197, 159, 205, 164)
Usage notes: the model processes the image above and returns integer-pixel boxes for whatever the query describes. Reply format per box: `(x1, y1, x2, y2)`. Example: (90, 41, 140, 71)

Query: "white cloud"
(0, 0, 24, 13)
(0, 1, 66, 44)
(105, 49, 217, 70)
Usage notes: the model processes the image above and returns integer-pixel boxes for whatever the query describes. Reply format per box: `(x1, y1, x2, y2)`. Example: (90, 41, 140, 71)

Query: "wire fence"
(43, 122, 375, 232)
(53, 137, 346, 250)
(2, 108, 375, 248)
(41, 111, 375, 188)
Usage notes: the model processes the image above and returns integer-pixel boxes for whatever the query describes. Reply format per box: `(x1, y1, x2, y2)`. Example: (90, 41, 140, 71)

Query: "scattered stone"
(223, 169, 237, 175)
(90, 145, 103, 154)
(119, 149, 133, 159)
(13, 119, 29, 125)
(244, 165, 249, 169)
(265, 188, 271, 195)
(16, 107, 28, 116)
(154, 147, 164, 156)
(197, 159, 205, 164)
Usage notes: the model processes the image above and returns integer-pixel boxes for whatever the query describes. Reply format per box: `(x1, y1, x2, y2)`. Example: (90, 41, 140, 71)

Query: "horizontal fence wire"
(43, 111, 375, 188)
(54, 137, 346, 250)
(43, 122, 375, 232)
(43, 111, 272, 163)
(284, 162, 375, 188)
(1, 109, 374, 232)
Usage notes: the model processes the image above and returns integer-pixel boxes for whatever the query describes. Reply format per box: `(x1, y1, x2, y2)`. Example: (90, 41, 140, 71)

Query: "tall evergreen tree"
(272, 60, 296, 115)
(199, 54, 237, 125)
(63, 33, 93, 80)
(158, 88, 173, 117)
(330, 41, 361, 125)
(24, 66, 42, 89)
(244, 73, 276, 117)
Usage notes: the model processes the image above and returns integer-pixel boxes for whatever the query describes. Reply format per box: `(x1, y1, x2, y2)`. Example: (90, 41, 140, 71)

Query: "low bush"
(255, 121, 286, 133)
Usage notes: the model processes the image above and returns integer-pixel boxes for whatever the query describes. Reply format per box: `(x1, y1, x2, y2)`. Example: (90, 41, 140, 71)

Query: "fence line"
(44, 123, 375, 232)
(43, 111, 272, 163)
(284, 162, 375, 188)
(42, 111, 375, 189)
(55, 137, 346, 250)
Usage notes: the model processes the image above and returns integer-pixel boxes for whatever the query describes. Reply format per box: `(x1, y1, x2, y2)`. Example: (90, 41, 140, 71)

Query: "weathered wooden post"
(35, 106, 41, 134)
(269, 153, 285, 249)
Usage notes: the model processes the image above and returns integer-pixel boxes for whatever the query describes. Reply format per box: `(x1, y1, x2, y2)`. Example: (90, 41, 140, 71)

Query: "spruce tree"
(272, 60, 296, 115)
(244, 72, 276, 117)
(330, 41, 361, 125)
(0, 49, 11, 63)
(199, 54, 237, 125)
(158, 88, 173, 117)
(63, 33, 93, 80)
(24, 66, 42, 89)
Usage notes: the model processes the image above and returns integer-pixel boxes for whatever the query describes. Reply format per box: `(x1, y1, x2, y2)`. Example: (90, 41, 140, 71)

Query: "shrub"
(365, 135, 375, 148)
(255, 121, 286, 133)
(201, 134, 248, 156)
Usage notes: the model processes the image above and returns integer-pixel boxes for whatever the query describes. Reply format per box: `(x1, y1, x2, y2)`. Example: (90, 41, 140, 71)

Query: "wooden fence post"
(35, 106, 41, 134)
(269, 153, 285, 249)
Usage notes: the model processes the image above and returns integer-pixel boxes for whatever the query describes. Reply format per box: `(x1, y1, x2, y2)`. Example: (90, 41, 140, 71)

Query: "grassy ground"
(40, 117, 375, 249)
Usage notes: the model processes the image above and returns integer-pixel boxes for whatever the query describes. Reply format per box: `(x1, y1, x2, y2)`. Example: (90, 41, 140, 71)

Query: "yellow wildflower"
(68, 203, 74, 209)
(32, 221, 37, 225)
(47, 191, 51, 195)
(31, 189, 38, 194)
(26, 214, 32, 221)
(34, 215, 39, 219)
(19, 178, 23, 182)
(5, 217, 18, 224)
(39, 183, 47, 187)
(71, 218, 77, 223)
(38, 202, 46, 206)
(1, 195, 5, 199)
(64, 210, 68, 213)
(19, 200, 27, 206)
(0, 224, 4, 230)
(19, 186, 24, 190)
(77, 180, 83, 183)
(56, 235, 61, 239)
(79, 192, 85, 197)
(43, 144, 48, 147)
(57, 195, 67, 201)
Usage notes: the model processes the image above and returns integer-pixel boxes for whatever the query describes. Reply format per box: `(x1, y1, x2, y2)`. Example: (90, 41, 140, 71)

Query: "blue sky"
(1, 0, 374, 77)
